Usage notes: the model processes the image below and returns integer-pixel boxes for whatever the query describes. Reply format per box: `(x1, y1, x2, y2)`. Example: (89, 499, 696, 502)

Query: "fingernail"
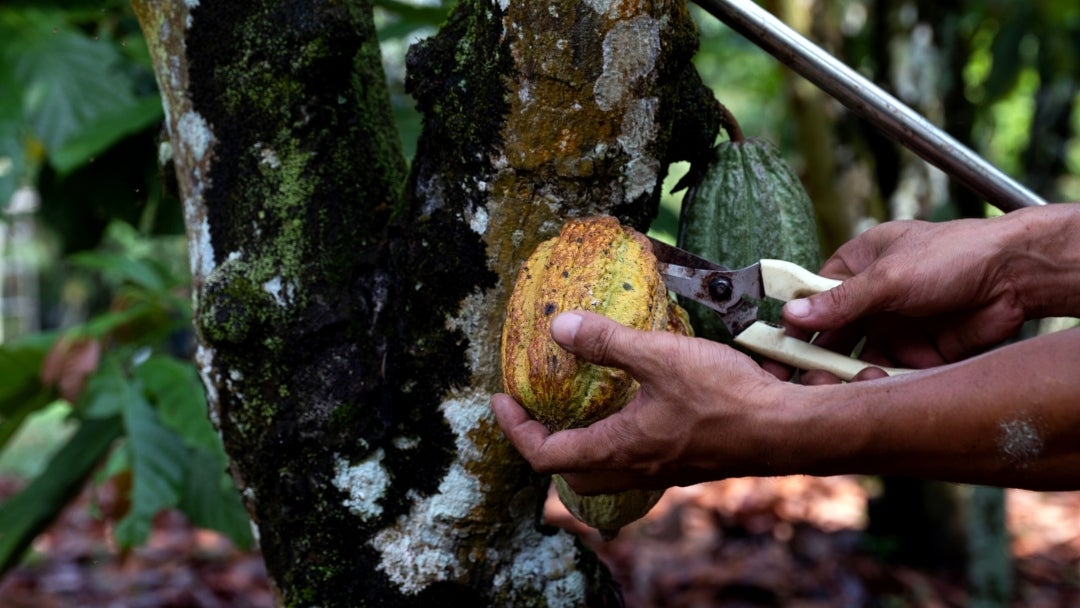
(785, 298, 811, 318)
(550, 311, 583, 345)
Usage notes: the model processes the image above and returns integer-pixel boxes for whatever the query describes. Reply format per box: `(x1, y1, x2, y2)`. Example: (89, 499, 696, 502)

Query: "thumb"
(549, 310, 659, 376)
(782, 272, 884, 332)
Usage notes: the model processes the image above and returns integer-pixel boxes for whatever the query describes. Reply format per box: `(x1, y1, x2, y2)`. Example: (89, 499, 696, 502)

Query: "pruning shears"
(649, 237, 912, 381)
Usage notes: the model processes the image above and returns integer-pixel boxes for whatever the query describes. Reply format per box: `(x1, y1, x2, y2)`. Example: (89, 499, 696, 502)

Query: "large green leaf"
(0, 415, 123, 577)
(178, 448, 254, 550)
(49, 95, 163, 175)
(136, 355, 220, 453)
(0, 343, 48, 406)
(0, 32, 26, 206)
(115, 391, 187, 547)
(0, 122, 27, 210)
(76, 354, 128, 419)
(983, 14, 1030, 103)
(7, 15, 138, 156)
(68, 250, 168, 292)
(0, 343, 54, 448)
(133, 355, 254, 547)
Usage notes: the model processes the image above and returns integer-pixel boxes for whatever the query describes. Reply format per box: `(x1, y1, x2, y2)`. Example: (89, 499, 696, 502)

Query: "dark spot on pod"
(543, 303, 557, 315)
(622, 282, 633, 291)
(562, 270, 569, 278)
(549, 354, 559, 371)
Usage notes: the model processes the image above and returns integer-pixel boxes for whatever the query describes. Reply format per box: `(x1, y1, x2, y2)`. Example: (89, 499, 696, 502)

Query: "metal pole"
(693, 0, 1047, 212)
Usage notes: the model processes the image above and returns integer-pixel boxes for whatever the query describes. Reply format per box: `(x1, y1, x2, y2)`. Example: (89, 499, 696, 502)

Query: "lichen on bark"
(136, 0, 719, 604)
(403, 0, 719, 603)
(135, 0, 423, 605)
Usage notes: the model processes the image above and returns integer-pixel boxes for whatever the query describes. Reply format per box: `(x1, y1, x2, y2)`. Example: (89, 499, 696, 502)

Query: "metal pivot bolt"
(708, 275, 733, 302)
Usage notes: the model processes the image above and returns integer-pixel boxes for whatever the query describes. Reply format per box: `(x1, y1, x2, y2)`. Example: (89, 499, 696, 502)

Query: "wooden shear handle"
(732, 259, 913, 381)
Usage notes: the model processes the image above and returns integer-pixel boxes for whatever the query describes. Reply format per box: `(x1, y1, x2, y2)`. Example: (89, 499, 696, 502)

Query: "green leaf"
(50, 96, 163, 174)
(134, 356, 253, 548)
(0, 343, 54, 448)
(68, 250, 167, 292)
(76, 354, 127, 419)
(115, 392, 187, 548)
(0, 122, 27, 210)
(0, 343, 48, 406)
(76, 304, 151, 339)
(983, 17, 1028, 103)
(136, 355, 219, 452)
(178, 448, 254, 550)
(0, 415, 123, 577)
(8, 17, 138, 154)
(0, 36, 26, 206)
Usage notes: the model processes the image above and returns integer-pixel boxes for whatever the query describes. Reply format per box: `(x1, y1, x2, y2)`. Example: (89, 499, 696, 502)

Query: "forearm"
(783, 326, 1080, 490)
(1001, 203, 1080, 318)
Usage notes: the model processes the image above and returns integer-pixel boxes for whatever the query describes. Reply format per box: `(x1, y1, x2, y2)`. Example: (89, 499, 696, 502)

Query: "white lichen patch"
(185, 198, 215, 279)
(417, 172, 447, 218)
(998, 416, 1043, 468)
(372, 461, 481, 594)
(262, 276, 295, 307)
(622, 156, 661, 202)
(256, 143, 282, 169)
(593, 16, 660, 111)
(333, 449, 391, 522)
(492, 528, 587, 607)
(442, 388, 492, 460)
(369, 270, 390, 332)
(465, 203, 489, 235)
(370, 389, 491, 594)
(158, 141, 174, 167)
(195, 343, 222, 429)
(518, 79, 533, 105)
(446, 289, 497, 377)
(617, 97, 661, 201)
(392, 435, 421, 451)
(583, 0, 617, 17)
(617, 97, 659, 154)
(174, 109, 217, 280)
(177, 111, 213, 162)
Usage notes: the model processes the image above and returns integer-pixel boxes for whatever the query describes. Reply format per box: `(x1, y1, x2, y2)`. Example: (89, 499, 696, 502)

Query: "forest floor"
(1, 474, 1078, 607)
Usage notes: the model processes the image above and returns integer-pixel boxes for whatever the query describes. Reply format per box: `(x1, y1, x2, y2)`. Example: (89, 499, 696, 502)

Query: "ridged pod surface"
(500, 215, 692, 539)
(678, 137, 822, 342)
(502, 215, 671, 431)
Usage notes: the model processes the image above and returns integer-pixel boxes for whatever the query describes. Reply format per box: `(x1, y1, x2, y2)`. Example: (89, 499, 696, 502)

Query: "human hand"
(492, 310, 793, 495)
(782, 218, 1027, 369)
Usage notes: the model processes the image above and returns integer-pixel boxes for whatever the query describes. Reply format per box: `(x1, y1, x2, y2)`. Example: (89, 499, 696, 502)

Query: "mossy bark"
(134, 0, 717, 605)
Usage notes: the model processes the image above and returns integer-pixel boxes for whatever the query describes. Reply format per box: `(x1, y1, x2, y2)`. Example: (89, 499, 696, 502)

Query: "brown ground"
(1, 475, 1078, 607)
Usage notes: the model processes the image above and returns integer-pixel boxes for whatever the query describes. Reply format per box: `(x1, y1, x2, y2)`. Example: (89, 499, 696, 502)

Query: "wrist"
(1000, 203, 1080, 318)
(764, 382, 870, 478)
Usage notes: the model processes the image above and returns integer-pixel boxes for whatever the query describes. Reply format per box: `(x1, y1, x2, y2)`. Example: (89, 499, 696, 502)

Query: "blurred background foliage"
(0, 0, 1077, 585)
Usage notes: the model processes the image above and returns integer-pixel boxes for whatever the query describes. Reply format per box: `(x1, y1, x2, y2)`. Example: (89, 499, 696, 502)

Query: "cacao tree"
(132, 0, 717, 604)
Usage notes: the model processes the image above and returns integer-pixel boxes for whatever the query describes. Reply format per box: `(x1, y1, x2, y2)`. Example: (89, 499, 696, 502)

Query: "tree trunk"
(772, 0, 849, 255)
(134, 0, 717, 605)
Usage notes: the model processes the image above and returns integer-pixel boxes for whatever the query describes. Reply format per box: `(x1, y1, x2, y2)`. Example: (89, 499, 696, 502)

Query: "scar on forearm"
(997, 416, 1043, 468)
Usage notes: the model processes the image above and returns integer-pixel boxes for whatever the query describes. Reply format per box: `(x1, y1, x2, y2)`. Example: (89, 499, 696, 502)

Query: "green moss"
(405, 0, 511, 180)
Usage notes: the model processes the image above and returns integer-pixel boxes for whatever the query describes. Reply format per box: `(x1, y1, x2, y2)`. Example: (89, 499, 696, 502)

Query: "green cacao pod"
(500, 215, 692, 539)
(677, 137, 822, 343)
(551, 474, 664, 541)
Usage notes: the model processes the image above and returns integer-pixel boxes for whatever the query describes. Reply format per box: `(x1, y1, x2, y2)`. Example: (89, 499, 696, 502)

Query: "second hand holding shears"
(648, 237, 912, 381)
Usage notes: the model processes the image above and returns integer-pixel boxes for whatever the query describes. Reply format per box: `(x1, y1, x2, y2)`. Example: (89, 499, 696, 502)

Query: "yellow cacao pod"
(500, 215, 692, 539)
